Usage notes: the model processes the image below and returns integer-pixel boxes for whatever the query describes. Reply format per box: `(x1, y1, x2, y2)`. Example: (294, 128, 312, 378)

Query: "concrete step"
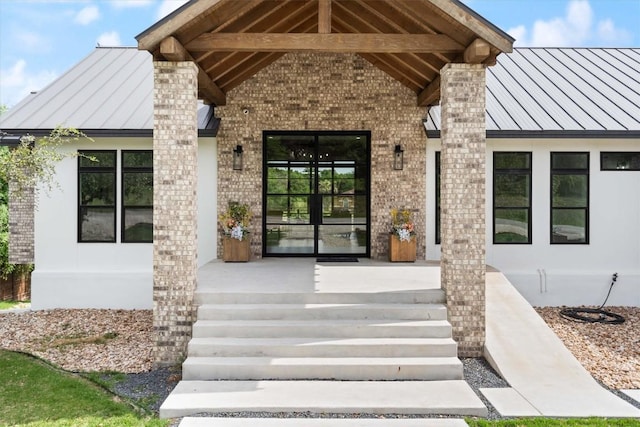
(195, 290, 446, 305)
(160, 380, 487, 419)
(179, 418, 470, 427)
(197, 303, 447, 321)
(182, 356, 463, 381)
(188, 337, 458, 358)
(192, 319, 452, 339)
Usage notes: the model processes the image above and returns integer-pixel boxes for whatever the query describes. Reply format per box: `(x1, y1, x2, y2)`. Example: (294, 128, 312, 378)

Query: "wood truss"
(137, 0, 513, 107)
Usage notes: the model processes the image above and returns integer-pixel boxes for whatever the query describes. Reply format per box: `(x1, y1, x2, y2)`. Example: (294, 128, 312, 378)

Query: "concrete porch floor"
(194, 258, 640, 418)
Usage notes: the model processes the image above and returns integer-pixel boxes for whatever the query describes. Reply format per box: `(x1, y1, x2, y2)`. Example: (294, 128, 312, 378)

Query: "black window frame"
(550, 152, 590, 245)
(435, 151, 441, 245)
(78, 150, 117, 243)
(492, 152, 532, 245)
(600, 152, 640, 171)
(121, 150, 153, 243)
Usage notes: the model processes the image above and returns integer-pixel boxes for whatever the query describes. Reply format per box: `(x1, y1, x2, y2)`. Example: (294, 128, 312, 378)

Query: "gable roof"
(1, 47, 638, 138)
(425, 47, 640, 137)
(136, 0, 514, 107)
(0, 47, 218, 137)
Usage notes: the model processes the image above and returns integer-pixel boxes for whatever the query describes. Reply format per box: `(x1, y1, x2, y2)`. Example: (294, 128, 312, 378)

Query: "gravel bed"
(1, 306, 639, 420)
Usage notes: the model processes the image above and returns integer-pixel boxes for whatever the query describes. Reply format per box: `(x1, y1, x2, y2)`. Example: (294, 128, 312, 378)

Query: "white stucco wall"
(31, 136, 218, 309)
(426, 137, 640, 307)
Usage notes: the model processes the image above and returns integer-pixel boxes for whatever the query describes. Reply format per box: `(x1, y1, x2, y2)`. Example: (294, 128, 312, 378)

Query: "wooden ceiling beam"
(185, 33, 464, 53)
(464, 38, 490, 63)
(417, 75, 440, 107)
(159, 36, 226, 106)
(318, 0, 332, 33)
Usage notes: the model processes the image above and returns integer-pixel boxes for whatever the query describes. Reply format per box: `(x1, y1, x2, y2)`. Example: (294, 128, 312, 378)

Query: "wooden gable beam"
(463, 38, 490, 64)
(318, 0, 332, 33)
(160, 36, 226, 106)
(417, 75, 440, 107)
(186, 33, 464, 53)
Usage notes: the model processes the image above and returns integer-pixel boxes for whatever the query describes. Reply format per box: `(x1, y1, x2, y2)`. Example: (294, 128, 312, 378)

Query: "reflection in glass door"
(263, 131, 370, 257)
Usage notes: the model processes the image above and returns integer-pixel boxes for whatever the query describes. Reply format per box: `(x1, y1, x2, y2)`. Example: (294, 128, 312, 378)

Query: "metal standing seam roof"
(425, 47, 640, 137)
(1, 46, 639, 137)
(0, 47, 217, 135)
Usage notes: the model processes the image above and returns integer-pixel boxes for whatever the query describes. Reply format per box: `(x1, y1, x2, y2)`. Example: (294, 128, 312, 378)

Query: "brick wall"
(152, 61, 199, 367)
(216, 53, 426, 259)
(439, 63, 487, 357)
(8, 181, 34, 264)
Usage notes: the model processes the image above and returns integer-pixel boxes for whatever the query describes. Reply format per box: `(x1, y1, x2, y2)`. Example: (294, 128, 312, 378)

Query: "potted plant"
(219, 201, 252, 262)
(389, 208, 416, 262)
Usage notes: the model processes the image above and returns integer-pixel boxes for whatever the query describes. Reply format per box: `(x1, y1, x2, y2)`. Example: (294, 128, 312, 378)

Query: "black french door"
(263, 131, 370, 257)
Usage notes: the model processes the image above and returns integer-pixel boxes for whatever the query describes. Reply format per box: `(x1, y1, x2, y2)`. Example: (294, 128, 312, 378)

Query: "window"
(551, 152, 589, 244)
(122, 151, 153, 243)
(435, 151, 441, 244)
(601, 152, 640, 171)
(493, 152, 532, 244)
(78, 151, 116, 242)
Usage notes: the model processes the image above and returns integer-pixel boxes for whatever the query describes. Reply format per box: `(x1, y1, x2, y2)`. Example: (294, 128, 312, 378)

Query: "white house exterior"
(2, 45, 638, 311)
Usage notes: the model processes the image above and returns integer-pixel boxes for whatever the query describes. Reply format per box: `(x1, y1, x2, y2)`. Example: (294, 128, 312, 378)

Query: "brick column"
(152, 61, 199, 366)
(8, 181, 34, 264)
(439, 63, 486, 357)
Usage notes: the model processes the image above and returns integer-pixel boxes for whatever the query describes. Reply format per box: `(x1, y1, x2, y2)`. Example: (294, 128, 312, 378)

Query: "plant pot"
(389, 234, 416, 262)
(223, 236, 250, 262)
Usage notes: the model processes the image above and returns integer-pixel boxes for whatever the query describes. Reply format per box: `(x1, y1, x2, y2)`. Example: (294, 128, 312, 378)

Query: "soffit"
(136, 0, 514, 106)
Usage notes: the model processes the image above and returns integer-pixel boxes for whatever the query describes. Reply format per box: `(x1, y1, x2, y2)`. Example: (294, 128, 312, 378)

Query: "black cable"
(559, 273, 625, 325)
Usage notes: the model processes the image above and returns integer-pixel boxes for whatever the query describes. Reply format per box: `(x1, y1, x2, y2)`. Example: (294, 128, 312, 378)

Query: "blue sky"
(1, 0, 638, 108)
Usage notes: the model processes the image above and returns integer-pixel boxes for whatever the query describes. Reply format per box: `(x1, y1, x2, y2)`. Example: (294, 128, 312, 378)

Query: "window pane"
(319, 225, 366, 254)
(80, 207, 115, 242)
(80, 152, 115, 168)
(601, 152, 640, 171)
(123, 173, 153, 206)
(264, 225, 314, 254)
(123, 151, 152, 168)
(318, 134, 367, 163)
(552, 209, 586, 243)
(495, 209, 529, 243)
(267, 167, 288, 194)
(495, 152, 530, 169)
(552, 175, 588, 207)
(289, 167, 313, 194)
(552, 153, 588, 170)
(323, 195, 352, 222)
(265, 135, 314, 162)
(123, 208, 153, 242)
(80, 173, 115, 205)
(495, 175, 530, 207)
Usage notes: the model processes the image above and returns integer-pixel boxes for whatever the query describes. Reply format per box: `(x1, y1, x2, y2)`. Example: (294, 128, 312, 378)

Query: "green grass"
(0, 350, 167, 427)
(0, 301, 21, 310)
(466, 418, 640, 427)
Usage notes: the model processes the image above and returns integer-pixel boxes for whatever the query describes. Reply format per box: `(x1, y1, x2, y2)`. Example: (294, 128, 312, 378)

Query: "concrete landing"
(178, 418, 470, 427)
(485, 272, 640, 417)
(160, 380, 488, 419)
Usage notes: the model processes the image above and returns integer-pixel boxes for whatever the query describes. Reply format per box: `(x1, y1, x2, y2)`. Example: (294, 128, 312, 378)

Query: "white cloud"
(75, 5, 100, 25)
(13, 29, 51, 53)
(509, 0, 632, 47)
(157, 0, 189, 20)
(597, 19, 633, 45)
(507, 25, 527, 46)
(0, 59, 58, 107)
(97, 31, 122, 47)
(110, 0, 153, 9)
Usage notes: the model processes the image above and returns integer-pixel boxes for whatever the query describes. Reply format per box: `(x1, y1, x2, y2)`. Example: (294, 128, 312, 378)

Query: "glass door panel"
(263, 132, 370, 257)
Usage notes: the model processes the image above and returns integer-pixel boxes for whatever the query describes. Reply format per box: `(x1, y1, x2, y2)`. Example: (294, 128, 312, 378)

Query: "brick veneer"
(439, 63, 487, 357)
(8, 181, 34, 264)
(152, 61, 199, 366)
(216, 53, 426, 259)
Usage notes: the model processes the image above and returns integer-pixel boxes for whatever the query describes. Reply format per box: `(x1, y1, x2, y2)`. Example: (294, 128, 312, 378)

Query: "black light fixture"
(233, 145, 243, 170)
(394, 144, 404, 170)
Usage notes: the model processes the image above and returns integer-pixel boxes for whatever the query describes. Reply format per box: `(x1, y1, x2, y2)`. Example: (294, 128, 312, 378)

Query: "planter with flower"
(219, 202, 252, 262)
(389, 208, 416, 262)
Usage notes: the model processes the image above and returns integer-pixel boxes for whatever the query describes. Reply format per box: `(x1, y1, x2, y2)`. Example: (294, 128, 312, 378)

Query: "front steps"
(160, 287, 487, 419)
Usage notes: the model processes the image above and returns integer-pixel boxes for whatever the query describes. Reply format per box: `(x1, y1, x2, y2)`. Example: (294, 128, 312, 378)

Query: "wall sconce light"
(394, 144, 404, 170)
(233, 145, 243, 170)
